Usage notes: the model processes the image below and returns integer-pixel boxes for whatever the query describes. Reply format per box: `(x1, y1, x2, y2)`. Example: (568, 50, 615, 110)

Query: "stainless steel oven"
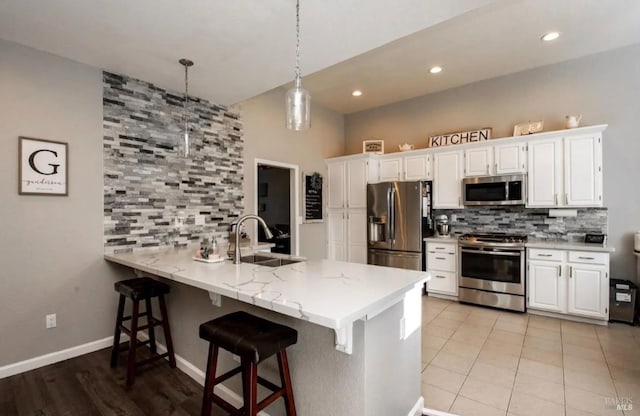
(458, 233, 527, 312)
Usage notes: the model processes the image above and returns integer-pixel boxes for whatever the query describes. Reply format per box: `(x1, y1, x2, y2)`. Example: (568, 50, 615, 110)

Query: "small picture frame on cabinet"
(513, 120, 544, 136)
(362, 139, 384, 154)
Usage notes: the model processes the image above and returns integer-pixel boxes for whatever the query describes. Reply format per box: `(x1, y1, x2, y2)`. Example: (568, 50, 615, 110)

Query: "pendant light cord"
(295, 0, 301, 83)
(184, 64, 189, 132)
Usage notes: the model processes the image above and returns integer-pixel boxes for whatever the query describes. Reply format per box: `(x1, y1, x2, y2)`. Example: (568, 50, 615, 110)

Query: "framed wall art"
(302, 172, 323, 223)
(19, 136, 68, 196)
(362, 139, 384, 154)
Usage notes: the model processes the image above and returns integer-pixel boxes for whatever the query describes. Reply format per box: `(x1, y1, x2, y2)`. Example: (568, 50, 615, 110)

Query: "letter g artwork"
(19, 136, 68, 196)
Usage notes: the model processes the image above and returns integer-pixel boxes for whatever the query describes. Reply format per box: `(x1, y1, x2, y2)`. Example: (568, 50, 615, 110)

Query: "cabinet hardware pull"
(554, 193, 558, 205)
(558, 265, 562, 277)
(578, 256, 595, 260)
(435, 247, 446, 250)
(569, 266, 573, 278)
(436, 257, 446, 260)
(435, 275, 446, 279)
(486, 163, 489, 172)
(538, 254, 552, 257)
(565, 193, 568, 204)
(495, 163, 498, 172)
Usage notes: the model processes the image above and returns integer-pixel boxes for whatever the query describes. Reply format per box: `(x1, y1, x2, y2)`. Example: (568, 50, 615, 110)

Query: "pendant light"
(179, 58, 194, 157)
(285, 0, 311, 130)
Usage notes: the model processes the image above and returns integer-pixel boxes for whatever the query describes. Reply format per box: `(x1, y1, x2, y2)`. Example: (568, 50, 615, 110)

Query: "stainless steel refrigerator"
(367, 181, 432, 271)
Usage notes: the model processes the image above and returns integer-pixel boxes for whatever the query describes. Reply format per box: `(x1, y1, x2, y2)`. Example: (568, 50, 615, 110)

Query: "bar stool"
(199, 311, 297, 416)
(110, 277, 176, 387)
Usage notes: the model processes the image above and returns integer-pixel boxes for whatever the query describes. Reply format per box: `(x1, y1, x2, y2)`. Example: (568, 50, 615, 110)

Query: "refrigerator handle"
(390, 187, 396, 243)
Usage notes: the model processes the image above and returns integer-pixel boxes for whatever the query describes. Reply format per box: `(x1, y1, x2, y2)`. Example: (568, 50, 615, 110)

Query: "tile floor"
(421, 295, 640, 416)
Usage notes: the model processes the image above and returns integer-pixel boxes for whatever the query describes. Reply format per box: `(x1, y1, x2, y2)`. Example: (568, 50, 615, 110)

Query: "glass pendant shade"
(182, 131, 190, 158)
(286, 77, 311, 131)
(179, 58, 194, 158)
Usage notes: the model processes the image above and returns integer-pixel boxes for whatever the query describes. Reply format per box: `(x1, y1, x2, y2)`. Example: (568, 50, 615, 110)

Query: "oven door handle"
(460, 248, 522, 257)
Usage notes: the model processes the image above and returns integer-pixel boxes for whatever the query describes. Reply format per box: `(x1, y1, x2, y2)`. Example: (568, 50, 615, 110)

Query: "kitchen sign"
(428, 128, 491, 148)
(19, 136, 68, 196)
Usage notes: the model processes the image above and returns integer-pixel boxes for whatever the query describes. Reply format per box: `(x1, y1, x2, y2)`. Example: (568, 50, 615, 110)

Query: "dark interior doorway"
(257, 164, 291, 254)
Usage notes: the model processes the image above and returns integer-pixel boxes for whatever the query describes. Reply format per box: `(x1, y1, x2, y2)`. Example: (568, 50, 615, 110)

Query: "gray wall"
(0, 39, 120, 366)
(0, 39, 347, 373)
(242, 88, 345, 260)
(345, 43, 640, 279)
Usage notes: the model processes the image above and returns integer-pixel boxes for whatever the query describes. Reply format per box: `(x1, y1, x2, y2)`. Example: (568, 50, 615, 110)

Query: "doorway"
(254, 159, 299, 256)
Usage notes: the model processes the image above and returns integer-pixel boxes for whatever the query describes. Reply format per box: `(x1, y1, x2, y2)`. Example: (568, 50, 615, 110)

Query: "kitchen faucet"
(230, 215, 273, 264)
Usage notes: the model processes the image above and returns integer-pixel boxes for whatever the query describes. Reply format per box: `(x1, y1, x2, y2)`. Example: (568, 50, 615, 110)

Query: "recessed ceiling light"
(352, 90, 363, 97)
(429, 66, 442, 74)
(541, 31, 560, 42)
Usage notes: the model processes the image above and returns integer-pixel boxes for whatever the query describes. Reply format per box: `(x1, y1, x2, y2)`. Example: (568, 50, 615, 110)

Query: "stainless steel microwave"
(462, 174, 526, 206)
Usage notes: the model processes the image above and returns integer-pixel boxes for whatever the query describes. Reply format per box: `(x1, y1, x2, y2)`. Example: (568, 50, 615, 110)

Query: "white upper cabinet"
(564, 134, 603, 207)
(327, 161, 346, 209)
(346, 158, 369, 209)
(527, 138, 563, 207)
(464, 147, 493, 177)
(528, 131, 603, 208)
(404, 153, 432, 180)
(327, 156, 376, 209)
(378, 156, 403, 182)
(433, 150, 463, 208)
(494, 142, 526, 174)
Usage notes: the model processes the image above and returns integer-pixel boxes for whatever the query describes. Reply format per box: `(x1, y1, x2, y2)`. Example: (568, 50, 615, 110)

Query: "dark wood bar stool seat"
(199, 311, 298, 416)
(110, 277, 176, 387)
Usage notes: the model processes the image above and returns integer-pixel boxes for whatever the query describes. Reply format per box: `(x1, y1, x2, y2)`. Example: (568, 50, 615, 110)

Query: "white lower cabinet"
(528, 260, 565, 313)
(567, 263, 608, 319)
(327, 208, 367, 264)
(527, 248, 609, 320)
(426, 241, 458, 296)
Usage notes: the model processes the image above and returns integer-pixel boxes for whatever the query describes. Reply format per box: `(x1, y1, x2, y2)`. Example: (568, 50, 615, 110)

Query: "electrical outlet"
(46, 314, 56, 329)
(173, 216, 184, 228)
(195, 214, 205, 225)
(451, 214, 457, 222)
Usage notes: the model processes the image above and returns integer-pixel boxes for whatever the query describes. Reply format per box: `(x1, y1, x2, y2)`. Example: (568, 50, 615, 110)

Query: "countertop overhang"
(105, 245, 429, 354)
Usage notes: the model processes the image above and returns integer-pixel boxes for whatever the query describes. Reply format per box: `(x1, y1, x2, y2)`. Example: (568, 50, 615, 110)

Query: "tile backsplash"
(435, 206, 608, 240)
(103, 71, 244, 253)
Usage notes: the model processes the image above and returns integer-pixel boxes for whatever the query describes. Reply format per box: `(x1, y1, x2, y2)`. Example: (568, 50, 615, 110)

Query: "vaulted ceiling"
(1, 0, 639, 114)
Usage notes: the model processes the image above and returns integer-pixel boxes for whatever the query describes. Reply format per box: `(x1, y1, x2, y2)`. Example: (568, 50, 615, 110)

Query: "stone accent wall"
(435, 207, 608, 240)
(103, 71, 243, 253)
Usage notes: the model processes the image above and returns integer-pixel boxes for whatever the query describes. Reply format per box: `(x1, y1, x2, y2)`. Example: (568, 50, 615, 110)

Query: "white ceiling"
(1, 0, 639, 114)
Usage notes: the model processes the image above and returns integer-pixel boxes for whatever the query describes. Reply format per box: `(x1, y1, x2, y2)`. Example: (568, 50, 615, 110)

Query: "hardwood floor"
(0, 347, 220, 416)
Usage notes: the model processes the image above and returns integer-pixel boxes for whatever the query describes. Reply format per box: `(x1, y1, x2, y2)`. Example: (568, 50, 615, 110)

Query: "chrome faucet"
(231, 215, 273, 264)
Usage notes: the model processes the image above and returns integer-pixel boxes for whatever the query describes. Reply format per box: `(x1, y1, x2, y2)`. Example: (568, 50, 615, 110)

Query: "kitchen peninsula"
(105, 245, 429, 416)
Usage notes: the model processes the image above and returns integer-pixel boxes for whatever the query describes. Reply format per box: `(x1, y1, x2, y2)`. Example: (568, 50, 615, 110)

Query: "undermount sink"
(240, 254, 303, 267)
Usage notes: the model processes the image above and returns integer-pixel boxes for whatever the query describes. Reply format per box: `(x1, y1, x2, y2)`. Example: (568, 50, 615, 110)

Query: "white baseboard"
(527, 309, 608, 326)
(408, 396, 424, 416)
(0, 333, 269, 416)
(0, 336, 114, 379)
(423, 407, 458, 416)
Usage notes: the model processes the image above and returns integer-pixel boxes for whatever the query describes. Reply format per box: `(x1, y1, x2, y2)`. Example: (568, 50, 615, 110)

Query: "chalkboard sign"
(303, 172, 323, 223)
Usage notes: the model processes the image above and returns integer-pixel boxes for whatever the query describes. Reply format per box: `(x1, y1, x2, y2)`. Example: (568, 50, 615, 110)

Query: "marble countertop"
(104, 245, 429, 354)
(526, 240, 615, 253)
